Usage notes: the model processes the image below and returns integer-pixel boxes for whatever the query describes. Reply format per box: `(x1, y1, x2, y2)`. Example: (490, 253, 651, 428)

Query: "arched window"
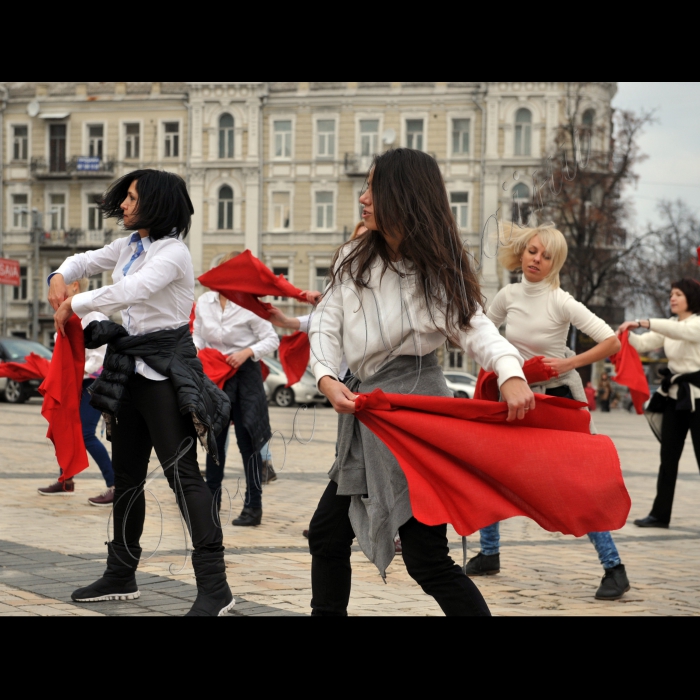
(514, 108, 532, 156)
(218, 185, 233, 230)
(219, 114, 234, 159)
(582, 109, 595, 127)
(512, 183, 530, 224)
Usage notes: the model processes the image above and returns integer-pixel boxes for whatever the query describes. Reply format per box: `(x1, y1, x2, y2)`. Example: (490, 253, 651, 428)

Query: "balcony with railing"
(31, 156, 116, 179)
(343, 153, 374, 177)
(39, 228, 112, 249)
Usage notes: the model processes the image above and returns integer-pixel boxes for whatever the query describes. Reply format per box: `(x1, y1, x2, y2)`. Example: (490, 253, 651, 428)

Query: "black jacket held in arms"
(84, 321, 231, 464)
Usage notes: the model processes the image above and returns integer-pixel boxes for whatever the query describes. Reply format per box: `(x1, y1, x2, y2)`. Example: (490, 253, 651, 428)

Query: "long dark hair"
(329, 148, 483, 336)
(100, 169, 194, 240)
(671, 278, 700, 315)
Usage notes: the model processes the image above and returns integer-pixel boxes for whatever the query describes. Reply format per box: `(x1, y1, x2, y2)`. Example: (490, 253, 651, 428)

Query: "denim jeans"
(260, 440, 272, 462)
(478, 522, 621, 570)
(77, 379, 114, 487)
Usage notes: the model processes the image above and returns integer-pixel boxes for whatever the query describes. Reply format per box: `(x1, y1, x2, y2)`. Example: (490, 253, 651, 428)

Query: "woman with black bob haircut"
(619, 277, 700, 529)
(49, 169, 234, 616)
(307, 149, 534, 616)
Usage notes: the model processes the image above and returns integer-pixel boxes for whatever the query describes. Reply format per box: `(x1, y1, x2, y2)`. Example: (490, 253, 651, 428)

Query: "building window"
(272, 192, 291, 230)
(450, 192, 469, 229)
(88, 125, 104, 158)
(580, 108, 595, 149)
(219, 113, 234, 159)
(582, 109, 595, 127)
(49, 193, 66, 230)
(49, 124, 67, 173)
(164, 122, 179, 158)
(87, 195, 103, 231)
(317, 119, 335, 159)
(124, 123, 140, 159)
(272, 266, 289, 301)
(13, 125, 28, 161)
(13, 267, 28, 301)
(360, 119, 379, 157)
(218, 185, 234, 230)
(452, 118, 470, 155)
(12, 194, 28, 228)
(88, 275, 103, 291)
(315, 191, 334, 229)
(448, 349, 464, 369)
(406, 119, 424, 151)
(315, 267, 330, 293)
(274, 120, 292, 159)
(514, 108, 532, 156)
(511, 183, 530, 224)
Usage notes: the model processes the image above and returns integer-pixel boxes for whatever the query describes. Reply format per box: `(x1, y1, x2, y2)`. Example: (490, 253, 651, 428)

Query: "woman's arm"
(485, 287, 508, 328)
(268, 306, 302, 331)
(647, 317, 700, 342)
(246, 317, 280, 360)
(543, 336, 620, 375)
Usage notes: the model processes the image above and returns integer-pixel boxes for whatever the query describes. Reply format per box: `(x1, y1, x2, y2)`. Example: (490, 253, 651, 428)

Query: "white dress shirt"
(193, 291, 279, 360)
(52, 233, 195, 381)
(309, 249, 525, 386)
(82, 311, 109, 378)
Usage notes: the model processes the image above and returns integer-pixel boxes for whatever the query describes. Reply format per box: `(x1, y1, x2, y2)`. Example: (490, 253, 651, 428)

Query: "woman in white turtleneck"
(464, 223, 631, 601)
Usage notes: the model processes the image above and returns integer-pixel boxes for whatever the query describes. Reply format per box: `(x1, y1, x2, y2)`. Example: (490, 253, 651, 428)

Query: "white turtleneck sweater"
(487, 278, 615, 360)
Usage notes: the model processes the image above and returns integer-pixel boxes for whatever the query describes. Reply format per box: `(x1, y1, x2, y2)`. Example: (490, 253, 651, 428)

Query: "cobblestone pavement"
(1, 397, 699, 616)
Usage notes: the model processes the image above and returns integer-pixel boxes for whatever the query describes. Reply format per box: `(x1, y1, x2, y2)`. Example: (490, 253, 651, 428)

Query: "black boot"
(261, 460, 277, 484)
(595, 563, 630, 600)
(232, 507, 262, 526)
(185, 550, 235, 616)
(463, 552, 500, 577)
(71, 541, 142, 603)
(633, 514, 669, 528)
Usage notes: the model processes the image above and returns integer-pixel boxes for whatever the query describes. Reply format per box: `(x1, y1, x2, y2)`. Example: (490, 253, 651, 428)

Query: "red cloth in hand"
(279, 331, 310, 387)
(39, 315, 87, 482)
(474, 356, 557, 401)
(354, 389, 630, 537)
(189, 302, 196, 334)
(198, 348, 269, 389)
(610, 331, 650, 414)
(0, 352, 51, 382)
(584, 384, 597, 411)
(198, 249, 308, 320)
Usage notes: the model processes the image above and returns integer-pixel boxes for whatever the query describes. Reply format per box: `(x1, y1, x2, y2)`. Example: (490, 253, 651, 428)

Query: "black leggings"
(651, 398, 700, 523)
(308, 480, 491, 616)
(110, 374, 222, 554)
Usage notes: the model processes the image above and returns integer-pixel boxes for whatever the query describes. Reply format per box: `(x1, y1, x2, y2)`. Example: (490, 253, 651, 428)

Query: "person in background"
(597, 372, 612, 412)
(618, 278, 700, 529)
(38, 278, 115, 505)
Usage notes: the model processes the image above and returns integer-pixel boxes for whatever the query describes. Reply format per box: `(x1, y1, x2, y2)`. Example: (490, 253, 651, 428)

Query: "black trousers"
(650, 398, 700, 523)
(308, 480, 491, 616)
(205, 388, 263, 510)
(111, 374, 222, 553)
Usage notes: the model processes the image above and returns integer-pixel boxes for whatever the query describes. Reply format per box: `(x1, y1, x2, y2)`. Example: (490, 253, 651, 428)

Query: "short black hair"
(671, 278, 700, 315)
(100, 169, 194, 240)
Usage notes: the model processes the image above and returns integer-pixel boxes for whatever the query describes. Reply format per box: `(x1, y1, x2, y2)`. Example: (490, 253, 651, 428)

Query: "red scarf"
(610, 331, 650, 414)
(354, 389, 630, 537)
(0, 352, 51, 382)
(39, 315, 87, 482)
(474, 356, 557, 401)
(198, 347, 269, 389)
(279, 331, 311, 387)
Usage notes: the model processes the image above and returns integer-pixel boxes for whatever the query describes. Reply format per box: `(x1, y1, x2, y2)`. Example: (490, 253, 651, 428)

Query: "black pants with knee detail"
(308, 480, 491, 616)
(110, 374, 222, 554)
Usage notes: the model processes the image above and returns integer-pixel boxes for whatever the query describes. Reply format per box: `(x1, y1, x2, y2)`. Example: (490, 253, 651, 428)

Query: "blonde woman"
(464, 223, 631, 600)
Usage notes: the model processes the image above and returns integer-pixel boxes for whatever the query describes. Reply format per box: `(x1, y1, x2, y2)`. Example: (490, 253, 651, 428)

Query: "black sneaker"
(595, 564, 630, 600)
(464, 552, 500, 576)
(232, 507, 262, 527)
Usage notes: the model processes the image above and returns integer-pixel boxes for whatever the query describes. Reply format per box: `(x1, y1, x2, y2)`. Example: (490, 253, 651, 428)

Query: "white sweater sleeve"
(309, 284, 344, 385)
(297, 314, 311, 334)
(561, 295, 615, 343)
(247, 317, 280, 361)
(649, 316, 700, 342)
(486, 287, 508, 328)
(628, 330, 666, 354)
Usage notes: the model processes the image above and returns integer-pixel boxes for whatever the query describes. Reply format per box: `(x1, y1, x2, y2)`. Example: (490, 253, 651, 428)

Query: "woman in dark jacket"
(50, 170, 233, 617)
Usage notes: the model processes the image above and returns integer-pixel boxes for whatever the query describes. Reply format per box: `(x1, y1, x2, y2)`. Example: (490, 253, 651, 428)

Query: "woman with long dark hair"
(49, 170, 233, 616)
(619, 278, 700, 528)
(307, 149, 534, 616)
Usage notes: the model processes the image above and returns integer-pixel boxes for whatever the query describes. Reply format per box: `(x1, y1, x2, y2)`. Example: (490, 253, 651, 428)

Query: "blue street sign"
(77, 157, 101, 171)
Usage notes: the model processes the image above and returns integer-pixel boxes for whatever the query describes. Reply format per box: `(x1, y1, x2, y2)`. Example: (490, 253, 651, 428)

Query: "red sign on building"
(0, 258, 20, 286)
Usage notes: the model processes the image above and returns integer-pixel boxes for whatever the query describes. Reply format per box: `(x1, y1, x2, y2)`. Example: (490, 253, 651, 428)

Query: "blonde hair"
(219, 250, 239, 265)
(78, 278, 90, 293)
(497, 222, 568, 288)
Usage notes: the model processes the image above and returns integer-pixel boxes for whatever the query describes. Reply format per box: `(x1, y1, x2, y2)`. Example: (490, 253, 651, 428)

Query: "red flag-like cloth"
(610, 331, 650, 414)
(198, 249, 308, 320)
(474, 356, 557, 401)
(39, 316, 87, 482)
(198, 348, 269, 389)
(354, 389, 630, 537)
(0, 352, 51, 382)
(279, 331, 310, 387)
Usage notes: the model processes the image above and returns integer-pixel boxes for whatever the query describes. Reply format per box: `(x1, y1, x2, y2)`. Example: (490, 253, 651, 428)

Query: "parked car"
(263, 357, 327, 408)
(443, 371, 478, 399)
(0, 337, 53, 404)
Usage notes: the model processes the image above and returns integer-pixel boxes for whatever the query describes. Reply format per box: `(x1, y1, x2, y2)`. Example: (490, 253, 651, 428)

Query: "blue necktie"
(122, 233, 144, 276)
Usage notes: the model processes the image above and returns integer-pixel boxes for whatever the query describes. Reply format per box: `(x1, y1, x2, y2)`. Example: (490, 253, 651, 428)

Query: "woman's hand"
(268, 306, 299, 330)
(542, 356, 575, 376)
(226, 348, 254, 369)
(499, 377, 536, 422)
(54, 297, 74, 337)
(302, 290, 322, 305)
(48, 273, 68, 311)
(319, 376, 357, 414)
(617, 320, 639, 335)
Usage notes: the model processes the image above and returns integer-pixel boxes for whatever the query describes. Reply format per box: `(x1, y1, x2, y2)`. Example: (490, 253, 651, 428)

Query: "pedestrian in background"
(619, 278, 700, 529)
(585, 381, 597, 411)
(597, 372, 612, 412)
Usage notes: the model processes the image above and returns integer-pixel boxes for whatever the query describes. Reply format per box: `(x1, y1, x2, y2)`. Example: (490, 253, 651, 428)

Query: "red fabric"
(474, 356, 558, 401)
(610, 331, 650, 415)
(198, 348, 269, 389)
(39, 316, 87, 482)
(354, 389, 630, 537)
(584, 384, 597, 411)
(189, 303, 196, 334)
(0, 352, 51, 382)
(198, 249, 308, 320)
(279, 331, 310, 387)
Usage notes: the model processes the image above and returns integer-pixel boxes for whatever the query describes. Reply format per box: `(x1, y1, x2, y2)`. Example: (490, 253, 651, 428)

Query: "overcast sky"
(614, 82, 700, 230)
